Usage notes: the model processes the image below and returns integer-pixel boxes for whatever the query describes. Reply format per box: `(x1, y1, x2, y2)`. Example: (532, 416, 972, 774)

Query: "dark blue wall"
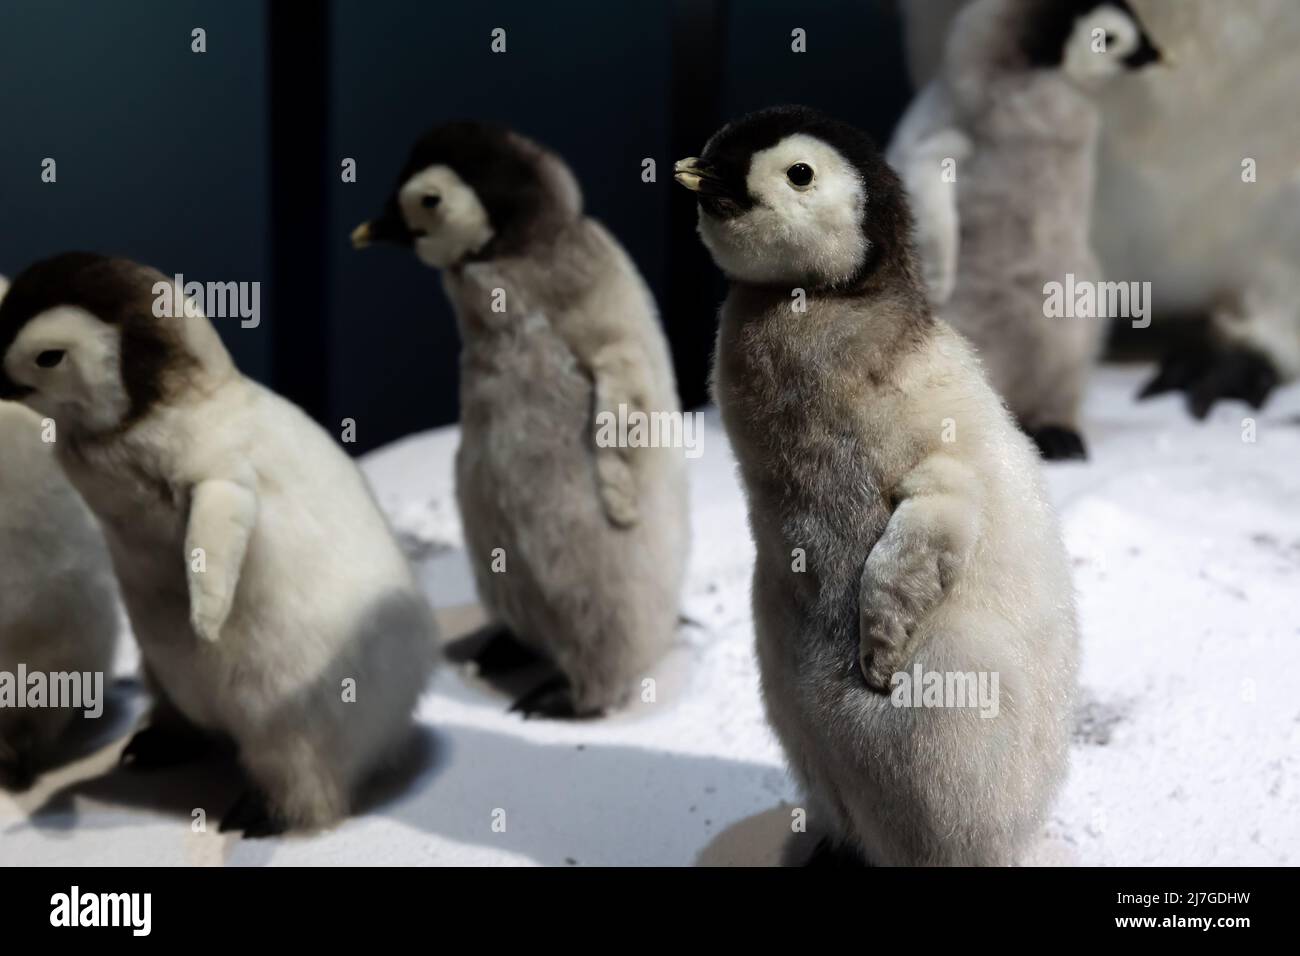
(1, 0, 910, 454)
(0, 0, 271, 382)
(329, 0, 672, 452)
(722, 0, 910, 147)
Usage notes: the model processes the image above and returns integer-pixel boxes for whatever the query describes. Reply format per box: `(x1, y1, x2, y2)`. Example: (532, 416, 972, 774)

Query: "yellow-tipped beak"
(673, 157, 707, 192)
(351, 222, 373, 250)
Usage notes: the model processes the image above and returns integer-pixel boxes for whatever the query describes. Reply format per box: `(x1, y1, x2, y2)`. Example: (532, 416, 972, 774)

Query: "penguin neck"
(726, 239, 927, 305)
(447, 215, 588, 325)
(724, 264, 933, 375)
(463, 156, 583, 266)
(172, 312, 238, 390)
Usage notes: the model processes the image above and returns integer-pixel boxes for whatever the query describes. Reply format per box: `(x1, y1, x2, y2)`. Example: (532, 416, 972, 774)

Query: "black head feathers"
(370, 121, 578, 260)
(1020, 0, 1161, 69)
(698, 105, 916, 285)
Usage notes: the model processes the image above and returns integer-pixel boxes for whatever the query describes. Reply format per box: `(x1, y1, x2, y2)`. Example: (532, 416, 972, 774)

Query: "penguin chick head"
(0, 253, 223, 433)
(676, 106, 911, 290)
(1023, 0, 1162, 83)
(352, 121, 582, 269)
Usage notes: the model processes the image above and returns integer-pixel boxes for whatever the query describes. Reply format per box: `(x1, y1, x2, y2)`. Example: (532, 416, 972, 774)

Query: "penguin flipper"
(185, 476, 259, 643)
(859, 453, 982, 691)
(588, 347, 650, 528)
(892, 127, 970, 307)
(594, 448, 640, 527)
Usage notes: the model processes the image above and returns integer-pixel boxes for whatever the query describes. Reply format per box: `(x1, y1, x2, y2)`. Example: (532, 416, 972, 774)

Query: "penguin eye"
(421, 194, 441, 210)
(786, 163, 814, 188)
(36, 349, 65, 369)
(1103, 32, 1117, 48)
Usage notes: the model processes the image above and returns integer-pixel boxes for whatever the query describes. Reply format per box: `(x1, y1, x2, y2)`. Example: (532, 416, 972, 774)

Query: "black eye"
(786, 163, 814, 187)
(421, 194, 441, 209)
(36, 350, 65, 368)
(1104, 32, 1117, 47)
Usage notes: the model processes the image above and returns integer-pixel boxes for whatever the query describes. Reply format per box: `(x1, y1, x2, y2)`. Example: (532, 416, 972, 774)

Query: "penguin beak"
(351, 208, 415, 249)
(0, 371, 32, 401)
(673, 157, 732, 198)
(350, 222, 374, 249)
(1124, 30, 1164, 69)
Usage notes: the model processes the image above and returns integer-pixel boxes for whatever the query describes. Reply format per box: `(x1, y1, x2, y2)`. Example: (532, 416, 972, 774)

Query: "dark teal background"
(0, 0, 910, 453)
(0, 0, 271, 381)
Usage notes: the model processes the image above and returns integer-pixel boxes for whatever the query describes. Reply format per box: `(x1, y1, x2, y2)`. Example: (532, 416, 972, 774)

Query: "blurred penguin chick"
(0, 276, 120, 790)
(0, 256, 439, 834)
(355, 122, 688, 718)
(888, 0, 1162, 459)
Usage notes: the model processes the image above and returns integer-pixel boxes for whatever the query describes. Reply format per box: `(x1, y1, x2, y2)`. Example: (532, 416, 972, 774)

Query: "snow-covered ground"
(2, 364, 1298, 866)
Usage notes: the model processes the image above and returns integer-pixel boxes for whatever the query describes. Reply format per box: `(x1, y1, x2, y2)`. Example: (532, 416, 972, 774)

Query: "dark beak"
(1124, 31, 1163, 69)
(673, 157, 736, 200)
(351, 207, 415, 249)
(0, 371, 32, 401)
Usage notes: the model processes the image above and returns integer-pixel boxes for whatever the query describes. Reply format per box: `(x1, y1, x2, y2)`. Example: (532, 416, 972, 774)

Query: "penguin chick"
(0, 255, 439, 835)
(0, 277, 119, 790)
(678, 106, 1079, 865)
(887, 0, 1162, 459)
(354, 121, 689, 719)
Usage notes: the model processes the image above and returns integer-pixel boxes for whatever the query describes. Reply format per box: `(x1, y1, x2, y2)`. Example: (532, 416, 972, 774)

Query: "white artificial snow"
(1, 364, 1297, 866)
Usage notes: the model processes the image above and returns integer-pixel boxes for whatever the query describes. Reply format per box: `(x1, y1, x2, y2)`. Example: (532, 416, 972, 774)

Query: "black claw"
(469, 629, 545, 677)
(0, 724, 37, 791)
(805, 836, 869, 867)
(1139, 348, 1200, 399)
(1029, 425, 1088, 461)
(509, 676, 602, 720)
(1139, 343, 1279, 419)
(0, 752, 36, 792)
(219, 789, 286, 838)
(120, 723, 212, 771)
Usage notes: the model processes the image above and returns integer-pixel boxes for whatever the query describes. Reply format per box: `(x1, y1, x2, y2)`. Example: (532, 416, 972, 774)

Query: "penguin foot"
(0, 725, 37, 791)
(120, 723, 213, 771)
(1139, 342, 1279, 420)
(219, 789, 287, 839)
(468, 628, 545, 677)
(805, 836, 869, 867)
(509, 676, 604, 720)
(1029, 425, 1087, 461)
(0, 751, 36, 792)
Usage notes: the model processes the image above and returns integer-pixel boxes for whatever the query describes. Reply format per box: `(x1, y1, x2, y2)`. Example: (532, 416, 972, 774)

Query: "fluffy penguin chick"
(887, 0, 1162, 460)
(355, 122, 688, 718)
(0, 255, 439, 835)
(677, 106, 1079, 865)
(0, 278, 119, 790)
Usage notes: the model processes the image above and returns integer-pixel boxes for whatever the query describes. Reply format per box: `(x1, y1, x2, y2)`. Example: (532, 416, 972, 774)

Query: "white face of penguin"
(1062, 3, 1147, 84)
(2, 305, 131, 431)
(694, 133, 870, 287)
(396, 165, 496, 269)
